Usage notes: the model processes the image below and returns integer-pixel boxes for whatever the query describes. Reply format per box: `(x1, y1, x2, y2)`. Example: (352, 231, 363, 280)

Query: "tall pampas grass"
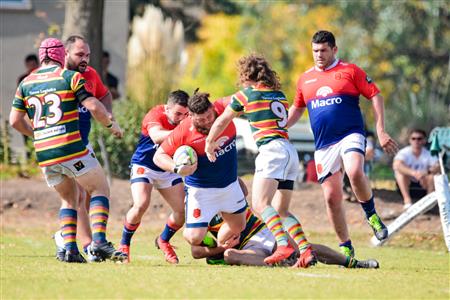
(127, 5, 185, 109)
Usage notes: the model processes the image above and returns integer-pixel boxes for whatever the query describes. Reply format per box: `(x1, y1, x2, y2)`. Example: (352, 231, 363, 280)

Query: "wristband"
(106, 122, 113, 129)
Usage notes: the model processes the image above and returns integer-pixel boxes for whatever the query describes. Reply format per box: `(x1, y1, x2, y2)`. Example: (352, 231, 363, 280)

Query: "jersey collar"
(315, 59, 340, 72)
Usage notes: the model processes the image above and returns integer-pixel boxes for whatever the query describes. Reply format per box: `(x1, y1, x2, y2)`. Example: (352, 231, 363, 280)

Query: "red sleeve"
(293, 77, 306, 108)
(90, 68, 109, 100)
(352, 64, 380, 100)
(160, 123, 186, 157)
(145, 106, 166, 131)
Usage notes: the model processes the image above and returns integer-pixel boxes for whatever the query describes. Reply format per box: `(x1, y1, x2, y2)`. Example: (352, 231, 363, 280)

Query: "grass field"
(1, 225, 449, 299)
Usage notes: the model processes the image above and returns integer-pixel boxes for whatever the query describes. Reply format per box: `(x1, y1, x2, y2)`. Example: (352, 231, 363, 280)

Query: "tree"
(62, 0, 104, 74)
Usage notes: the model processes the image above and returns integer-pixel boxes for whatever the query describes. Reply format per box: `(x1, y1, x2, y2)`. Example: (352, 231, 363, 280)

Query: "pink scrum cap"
(39, 38, 65, 67)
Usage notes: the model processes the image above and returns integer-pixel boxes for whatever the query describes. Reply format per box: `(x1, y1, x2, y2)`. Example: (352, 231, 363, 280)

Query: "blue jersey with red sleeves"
(294, 60, 379, 150)
(78, 66, 109, 145)
(160, 100, 237, 188)
(131, 105, 176, 171)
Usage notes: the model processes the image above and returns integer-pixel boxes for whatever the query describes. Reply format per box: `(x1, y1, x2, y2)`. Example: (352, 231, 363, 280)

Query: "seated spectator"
(102, 50, 120, 99)
(393, 129, 440, 209)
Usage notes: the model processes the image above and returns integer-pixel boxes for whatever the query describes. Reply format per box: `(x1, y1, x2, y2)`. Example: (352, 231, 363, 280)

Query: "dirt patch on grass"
(0, 176, 443, 236)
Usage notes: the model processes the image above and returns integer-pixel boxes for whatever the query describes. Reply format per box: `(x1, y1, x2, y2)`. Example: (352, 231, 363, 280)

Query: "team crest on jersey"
(335, 72, 342, 80)
(73, 161, 85, 171)
(316, 86, 333, 97)
(193, 208, 201, 218)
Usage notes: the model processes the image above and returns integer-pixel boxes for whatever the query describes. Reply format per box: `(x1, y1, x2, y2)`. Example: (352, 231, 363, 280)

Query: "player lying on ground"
(191, 207, 379, 269)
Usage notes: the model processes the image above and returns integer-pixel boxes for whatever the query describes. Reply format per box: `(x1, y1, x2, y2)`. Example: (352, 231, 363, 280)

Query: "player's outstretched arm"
(98, 91, 113, 115)
(82, 96, 123, 138)
(287, 105, 306, 128)
(148, 125, 172, 145)
(191, 244, 226, 259)
(9, 109, 33, 137)
(371, 94, 398, 155)
(205, 107, 237, 162)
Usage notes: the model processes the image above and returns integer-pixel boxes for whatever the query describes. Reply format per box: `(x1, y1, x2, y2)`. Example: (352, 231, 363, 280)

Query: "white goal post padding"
(371, 177, 450, 251)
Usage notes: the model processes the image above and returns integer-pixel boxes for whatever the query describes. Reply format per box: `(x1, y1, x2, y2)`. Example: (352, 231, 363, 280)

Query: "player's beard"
(193, 111, 217, 135)
(195, 126, 210, 135)
(67, 58, 87, 73)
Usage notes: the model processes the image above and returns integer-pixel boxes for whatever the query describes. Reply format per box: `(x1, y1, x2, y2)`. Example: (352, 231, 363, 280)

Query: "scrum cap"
(39, 38, 65, 67)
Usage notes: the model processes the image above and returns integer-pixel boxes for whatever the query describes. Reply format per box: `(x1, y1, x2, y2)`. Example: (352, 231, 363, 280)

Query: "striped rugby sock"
(120, 220, 140, 246)
(261, 206, 289, 247)
(283, 214, 311, 252)
(59, 208, 78, 253)
(160, 216, 182, 242)
(90, 196, 110, 244)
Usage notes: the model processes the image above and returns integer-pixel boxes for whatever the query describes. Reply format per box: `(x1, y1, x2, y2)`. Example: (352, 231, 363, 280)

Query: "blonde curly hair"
(237, 53, 281, 90)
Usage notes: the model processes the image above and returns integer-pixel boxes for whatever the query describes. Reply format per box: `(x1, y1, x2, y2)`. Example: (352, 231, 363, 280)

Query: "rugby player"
(153, 92, 247, 249)
(287, 30, 398, 257)
(53, 35, 116, 262)
(192, 207, 379, 269)
(9, 38, 124, 263)
(116, 90, 190, 264)
(205, 54, 316, 267)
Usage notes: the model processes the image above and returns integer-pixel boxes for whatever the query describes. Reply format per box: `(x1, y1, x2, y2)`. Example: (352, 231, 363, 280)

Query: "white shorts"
(185, 179, 247, 228)
(241, 227, 275, 256)
(314, 133, 366, 183)
(86, 143, 95, 156)
(255, 139, 299, 181)
(42, 151, 99, 187)
(130, 164, 182, 189)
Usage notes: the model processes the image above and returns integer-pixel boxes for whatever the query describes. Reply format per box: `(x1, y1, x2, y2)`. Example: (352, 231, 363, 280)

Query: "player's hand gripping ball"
(173, 145, 198, 166)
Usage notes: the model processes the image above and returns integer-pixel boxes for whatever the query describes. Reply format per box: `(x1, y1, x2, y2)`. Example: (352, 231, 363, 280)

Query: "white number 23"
(27, 93, 63, 128)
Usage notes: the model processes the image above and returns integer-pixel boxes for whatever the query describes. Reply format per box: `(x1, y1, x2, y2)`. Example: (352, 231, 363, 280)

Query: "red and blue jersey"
(294, 60, 379, 150)
(78, 66, 109, 145)
(160, 100, 237, 188)
(131, 105, 176, 171)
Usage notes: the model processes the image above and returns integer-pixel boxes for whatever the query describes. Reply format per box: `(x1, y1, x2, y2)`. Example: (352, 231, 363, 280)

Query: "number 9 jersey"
(12, 65, 92, 167)
(229, 84, 299, 181)
(229, 84, 289, 148)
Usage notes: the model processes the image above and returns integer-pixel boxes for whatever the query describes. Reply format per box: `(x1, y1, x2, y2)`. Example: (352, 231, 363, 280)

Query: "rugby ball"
(173, 145, 198, 166)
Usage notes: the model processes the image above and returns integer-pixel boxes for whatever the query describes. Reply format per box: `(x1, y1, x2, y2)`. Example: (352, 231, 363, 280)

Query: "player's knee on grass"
(183, 229, 206, 246)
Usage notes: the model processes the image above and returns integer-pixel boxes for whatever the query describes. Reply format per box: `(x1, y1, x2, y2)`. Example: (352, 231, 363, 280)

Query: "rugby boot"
(112, 244, 130, 263)
(89, 241, 122, 261)
(64, 251, 87, 263)
(340, 244, 355, 258)
(292, 245, 318, 268)
(368, 213, 388, 240)
(356, 259, 379, 269)
(53, 230, 66, 261)
(263, 243, 295, 265)
(85, 244, 104, 262)
(155, 236, 179, 264)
